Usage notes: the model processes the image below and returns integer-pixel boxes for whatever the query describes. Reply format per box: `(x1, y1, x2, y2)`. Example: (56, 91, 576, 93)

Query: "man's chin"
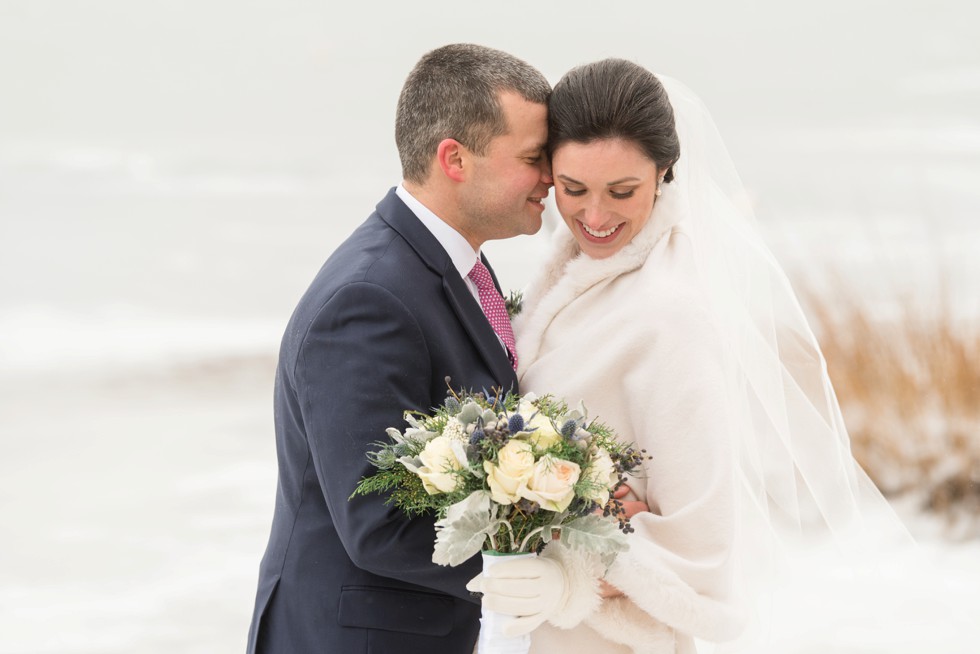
(511, 217, 543, 238)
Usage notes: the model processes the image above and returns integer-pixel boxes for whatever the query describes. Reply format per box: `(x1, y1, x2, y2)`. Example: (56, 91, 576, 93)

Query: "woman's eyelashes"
(561, 186, 635, 199)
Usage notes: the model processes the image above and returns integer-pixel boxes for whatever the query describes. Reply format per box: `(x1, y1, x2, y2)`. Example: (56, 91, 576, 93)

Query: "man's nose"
(540, 160, 553, 186)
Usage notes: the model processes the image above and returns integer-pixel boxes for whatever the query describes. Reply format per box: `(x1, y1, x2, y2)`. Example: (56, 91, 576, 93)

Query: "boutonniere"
(504, 290, 523, 319)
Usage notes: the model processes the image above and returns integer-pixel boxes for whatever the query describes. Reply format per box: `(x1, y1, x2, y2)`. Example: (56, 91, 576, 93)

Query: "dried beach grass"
(802, 287, 980, 527)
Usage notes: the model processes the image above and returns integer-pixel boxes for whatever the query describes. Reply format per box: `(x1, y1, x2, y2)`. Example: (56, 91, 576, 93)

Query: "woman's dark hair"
(548, 59, 679, 183)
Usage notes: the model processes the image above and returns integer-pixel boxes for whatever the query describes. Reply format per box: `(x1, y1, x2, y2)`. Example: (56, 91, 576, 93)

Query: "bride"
(467, 59, 905, 653)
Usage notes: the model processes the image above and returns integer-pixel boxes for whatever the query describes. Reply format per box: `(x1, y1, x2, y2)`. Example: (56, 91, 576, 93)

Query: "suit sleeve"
(293, 281, 481, 601)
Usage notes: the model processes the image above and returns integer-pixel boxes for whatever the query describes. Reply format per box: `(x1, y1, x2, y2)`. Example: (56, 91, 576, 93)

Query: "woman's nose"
(583, 203, 606, 227)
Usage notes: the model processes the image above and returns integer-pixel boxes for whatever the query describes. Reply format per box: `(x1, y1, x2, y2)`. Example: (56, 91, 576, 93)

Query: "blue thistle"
(508, 414, 525, 433)
(560, 419, 578, 440)
(444, 396, 461, 413)
(482, 387, 500, 408)
(469, 427, 486, 447)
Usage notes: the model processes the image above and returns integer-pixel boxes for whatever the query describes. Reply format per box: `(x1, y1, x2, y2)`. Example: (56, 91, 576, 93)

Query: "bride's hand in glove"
(466, 556, 569, 637)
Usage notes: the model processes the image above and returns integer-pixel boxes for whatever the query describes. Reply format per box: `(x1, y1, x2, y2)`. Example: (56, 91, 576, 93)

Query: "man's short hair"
(395, 44, 551, 184)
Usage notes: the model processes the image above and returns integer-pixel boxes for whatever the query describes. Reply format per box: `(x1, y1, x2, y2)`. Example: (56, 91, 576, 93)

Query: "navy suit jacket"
(247, 189, 518, 653)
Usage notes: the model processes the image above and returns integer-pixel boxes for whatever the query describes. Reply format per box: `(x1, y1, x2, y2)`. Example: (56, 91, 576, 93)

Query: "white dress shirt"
(395, 183, 506, 353)
(395, 183, 482, 304)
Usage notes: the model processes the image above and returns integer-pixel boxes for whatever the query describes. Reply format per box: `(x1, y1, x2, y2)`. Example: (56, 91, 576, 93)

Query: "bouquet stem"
(477, 551, 535, 654)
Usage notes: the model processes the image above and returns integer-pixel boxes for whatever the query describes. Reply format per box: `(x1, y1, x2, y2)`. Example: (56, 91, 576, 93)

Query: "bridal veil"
(654, 75, 912, 645)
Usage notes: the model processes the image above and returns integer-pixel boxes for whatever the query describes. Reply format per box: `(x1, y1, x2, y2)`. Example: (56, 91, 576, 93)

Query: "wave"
(0, 145, 341, 196)
(0, 306, 282, 377)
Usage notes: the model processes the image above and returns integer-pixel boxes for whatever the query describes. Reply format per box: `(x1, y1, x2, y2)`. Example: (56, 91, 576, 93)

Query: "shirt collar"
(396, 183, 480, 278)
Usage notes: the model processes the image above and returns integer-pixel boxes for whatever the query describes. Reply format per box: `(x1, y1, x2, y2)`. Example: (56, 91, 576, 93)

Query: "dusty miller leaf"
(432, 491, 493, 566)
(457, 401, 483, 425)
(539, 510, 569, 545)
(561, 515, 629, 566)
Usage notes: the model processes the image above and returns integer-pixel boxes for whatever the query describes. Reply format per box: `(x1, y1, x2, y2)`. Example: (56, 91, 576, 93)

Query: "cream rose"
(518, 455, 581, 512)
(584, 448, 618, 504)
(484, 440, 535, 504)
(522, 412, 563, 453)
(516, 394, 539, 417)
(416, 436, 464, 494)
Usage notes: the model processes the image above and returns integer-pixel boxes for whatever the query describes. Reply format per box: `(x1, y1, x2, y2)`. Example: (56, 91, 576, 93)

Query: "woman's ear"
(436, 138, 467, 182)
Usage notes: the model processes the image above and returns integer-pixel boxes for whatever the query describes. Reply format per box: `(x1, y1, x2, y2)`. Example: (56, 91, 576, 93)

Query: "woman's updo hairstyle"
(548, 59, 679, 183)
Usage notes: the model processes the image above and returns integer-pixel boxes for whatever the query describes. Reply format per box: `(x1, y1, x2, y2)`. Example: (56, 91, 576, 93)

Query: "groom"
(246, 44, 552, 653)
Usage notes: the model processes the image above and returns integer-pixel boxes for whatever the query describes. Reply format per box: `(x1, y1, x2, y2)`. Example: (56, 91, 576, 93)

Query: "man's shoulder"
(326, 212, 440, 290)
(289, 207, 442, 325)
(323, 213, 403, 280)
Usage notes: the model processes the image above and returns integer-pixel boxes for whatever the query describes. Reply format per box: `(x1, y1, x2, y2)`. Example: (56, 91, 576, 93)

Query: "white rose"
(529, 413, 561, 452)
(484, 440, 535, 504)
(416, 436, 464, 494)
(516, 396, 537, 417)
(518, 455, 581, 512)
(517, 393, 538, 416)
(584, 448, 618, 504)
(524, 412, 563, 452)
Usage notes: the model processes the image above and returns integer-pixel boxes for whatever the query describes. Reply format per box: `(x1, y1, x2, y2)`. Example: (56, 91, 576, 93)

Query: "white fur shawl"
(517, 185, 746, 654)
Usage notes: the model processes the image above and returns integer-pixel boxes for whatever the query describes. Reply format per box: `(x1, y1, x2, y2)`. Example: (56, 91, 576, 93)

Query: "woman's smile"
(580, 220, 624, 240)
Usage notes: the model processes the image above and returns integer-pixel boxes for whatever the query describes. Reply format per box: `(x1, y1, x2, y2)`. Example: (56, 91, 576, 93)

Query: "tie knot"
(468, 260, 494, 290)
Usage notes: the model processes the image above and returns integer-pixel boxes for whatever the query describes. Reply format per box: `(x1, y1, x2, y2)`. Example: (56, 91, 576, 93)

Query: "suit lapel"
(376, 189, 518, 393)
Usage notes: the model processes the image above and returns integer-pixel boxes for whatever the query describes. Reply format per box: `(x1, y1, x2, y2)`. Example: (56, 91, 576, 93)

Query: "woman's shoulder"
(636, 225, 705, 309)
(623, 226, 724, 354)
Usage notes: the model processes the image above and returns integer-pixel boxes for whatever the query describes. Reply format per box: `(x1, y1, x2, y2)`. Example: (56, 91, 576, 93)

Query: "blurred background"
(1, 1, 977, 652)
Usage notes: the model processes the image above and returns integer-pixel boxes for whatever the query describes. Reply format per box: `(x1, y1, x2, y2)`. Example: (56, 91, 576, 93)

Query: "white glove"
(466, 555, 569, 636)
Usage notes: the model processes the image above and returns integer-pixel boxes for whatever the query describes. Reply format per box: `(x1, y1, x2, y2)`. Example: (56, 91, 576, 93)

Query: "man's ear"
(436, 138, 467, 182)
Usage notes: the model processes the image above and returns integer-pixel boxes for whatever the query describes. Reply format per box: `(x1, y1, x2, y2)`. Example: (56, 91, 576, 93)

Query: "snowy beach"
(0, 358, 277, 653)
(1, 358, 978, 653)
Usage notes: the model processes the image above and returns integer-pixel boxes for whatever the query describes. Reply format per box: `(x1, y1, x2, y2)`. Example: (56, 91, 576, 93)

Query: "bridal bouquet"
(351, 388, 645, 652)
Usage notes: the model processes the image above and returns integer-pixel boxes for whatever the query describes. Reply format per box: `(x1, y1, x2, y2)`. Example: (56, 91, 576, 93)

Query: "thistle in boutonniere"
(504, 290, 523, 319)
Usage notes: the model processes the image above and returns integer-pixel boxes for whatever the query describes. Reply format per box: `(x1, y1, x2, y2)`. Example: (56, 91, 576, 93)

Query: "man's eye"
(563, 187, 586, 197)
(526, 156, 541, 164)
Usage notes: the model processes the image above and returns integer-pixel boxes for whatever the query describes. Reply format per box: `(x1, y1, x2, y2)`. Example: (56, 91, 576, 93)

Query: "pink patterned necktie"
(468, 260, 518, 370)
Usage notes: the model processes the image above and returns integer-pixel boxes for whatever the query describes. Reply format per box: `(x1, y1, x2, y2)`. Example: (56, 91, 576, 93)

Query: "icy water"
(2, 1, 979, 652)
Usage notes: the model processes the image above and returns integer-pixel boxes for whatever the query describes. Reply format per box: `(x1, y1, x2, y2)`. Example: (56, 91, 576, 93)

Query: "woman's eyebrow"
(557, 174, 641, 185)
